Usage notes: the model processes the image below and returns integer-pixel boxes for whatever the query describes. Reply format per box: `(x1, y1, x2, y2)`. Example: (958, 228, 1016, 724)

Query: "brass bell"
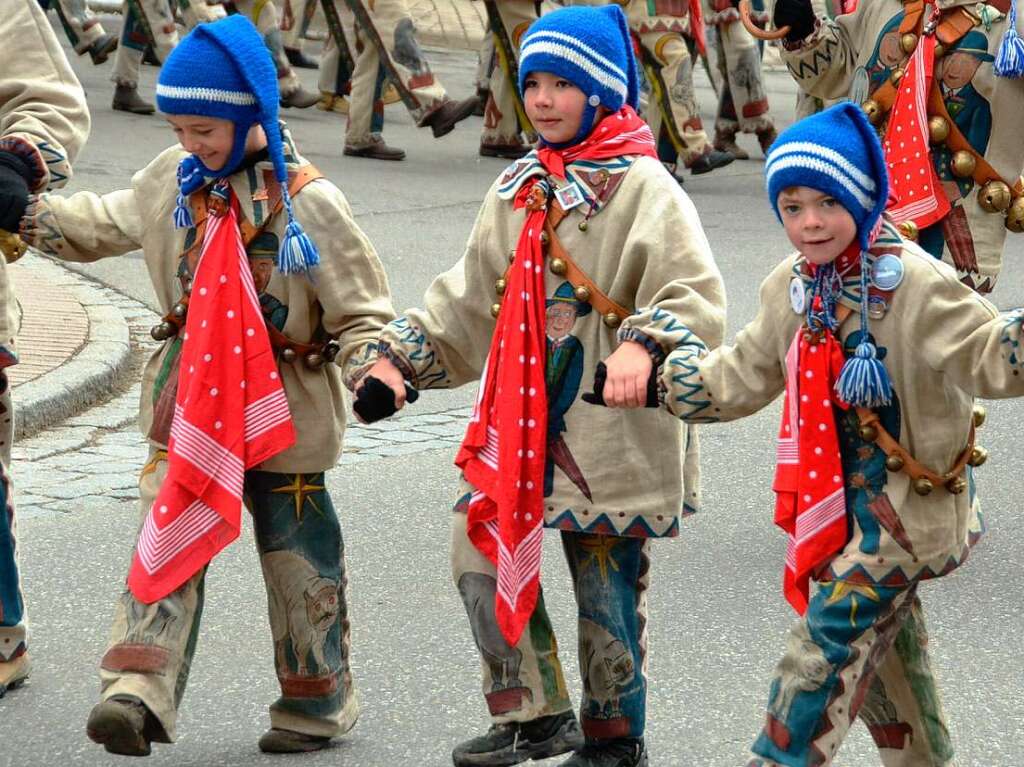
(861, 99, 881, 124)
(950, 150, 977, 179)
(978, 180, 1012, 213)
(280, 347, 297, 363)
(304, 352, 325, 369)
(858, 424, 879, 442)
(891, 67, 905, 84)
(578, 221, 589, 232)
(972, 404, 987, 428)
(968, 446, 988, 467)
(490, 302, 501, 318)
(1006, 196, 1024, 234)
(900, 32, 918, 54)
(150, 321, 176, 341)
(885, 454, 905, 472)
(322, 340, 341, 362)
(934, 42, 945, 57)
(494, 278, 507, 296)
(946, 475, 967, 494)
(898, 220, 919, 241)
(539, 231, 550, 246)
(927, 115, 950, 144)
(573, 285, 591, 303)
(913, 477, 934, 496)
(550, 257, 567, 276)
(171, 302, 187, 319)
(603, 312, 622, 329)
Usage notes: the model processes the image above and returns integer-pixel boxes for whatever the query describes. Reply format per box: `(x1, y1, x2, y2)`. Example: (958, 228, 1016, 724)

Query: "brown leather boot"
(757, 126, 779, 156)
(86, 696, 159, 757)
(88, 33, 118, 66)
(479, 140, 532, 160)
(713, 130, 749, 160)
(258, 728, 332, 753)
(420, 96, 479, 138)
(112, 85, 155, 115)
(344, 136, 406, 161)
(280, 85, 321, 109)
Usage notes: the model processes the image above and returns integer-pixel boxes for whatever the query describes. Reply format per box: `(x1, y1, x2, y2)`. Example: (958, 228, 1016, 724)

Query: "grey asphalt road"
(3, 13, 1023, 767)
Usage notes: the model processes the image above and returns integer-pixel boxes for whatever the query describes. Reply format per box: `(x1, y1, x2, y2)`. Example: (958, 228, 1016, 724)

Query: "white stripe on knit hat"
(766, 155, 874, 212)
(156, 83, 257, 107)
(524, 30, 628, 82)
(519, 40, 628, 100)
(767, 141, 877, 195)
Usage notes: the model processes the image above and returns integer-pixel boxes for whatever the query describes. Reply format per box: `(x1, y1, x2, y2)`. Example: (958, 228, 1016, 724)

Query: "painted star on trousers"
(579, 536, 622, 583)
(271, 473, 325, 522)
(825, 580, 881, 626)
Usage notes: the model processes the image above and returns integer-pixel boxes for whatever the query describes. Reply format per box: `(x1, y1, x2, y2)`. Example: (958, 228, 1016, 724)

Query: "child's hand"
(601, 341, 653, 408)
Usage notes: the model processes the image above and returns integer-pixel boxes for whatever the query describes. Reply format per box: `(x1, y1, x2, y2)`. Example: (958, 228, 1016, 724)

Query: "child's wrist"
(617, 327, 665, 365)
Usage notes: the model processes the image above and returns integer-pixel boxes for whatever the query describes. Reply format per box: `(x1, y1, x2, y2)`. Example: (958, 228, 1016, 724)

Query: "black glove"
(0, 151, 32, 233)
(581, 361, 659, 408)
(772, 0, 816, 43)
(353, 375, 420, 424)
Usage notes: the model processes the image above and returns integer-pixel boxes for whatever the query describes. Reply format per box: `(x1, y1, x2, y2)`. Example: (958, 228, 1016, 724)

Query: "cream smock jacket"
(2, 0, 90, 366)
(779, 0, 1024, 292)
(380, 153, 727, 537)
(20, 129, 395, 472)
(662, 222, 1024, 584)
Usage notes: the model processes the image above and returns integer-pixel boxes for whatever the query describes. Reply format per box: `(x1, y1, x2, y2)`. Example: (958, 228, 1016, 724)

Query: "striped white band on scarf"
(524, 29, 628, 83)
(767, 141, 877, 194)
(766, 155, 875, 212)
(156, 83, 257, 106)
(520, 40, 628, 100)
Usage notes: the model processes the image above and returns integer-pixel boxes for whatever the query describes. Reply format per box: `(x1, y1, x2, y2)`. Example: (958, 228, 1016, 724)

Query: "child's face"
(777, 187, 858, 265)
(523, 71, 588, 145)
(166, 115, 236, 171)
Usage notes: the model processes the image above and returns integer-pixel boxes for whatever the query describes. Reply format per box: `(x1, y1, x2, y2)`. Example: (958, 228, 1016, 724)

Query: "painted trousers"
(281, 0, 317, 49)
(232, 0, 304, 97)
(341, 0, 449, 146)
(452, 510, 651, 740)
(98, 451, 358, 741)
(317, 1, 388, 136)
(711, 20, 774, 138)
(51, 0, 108, 53)
(748, 581, 954, 767)
(0, 374, 25, 665)
(111, 0, 179, 88)
(480, 1, 551, 147)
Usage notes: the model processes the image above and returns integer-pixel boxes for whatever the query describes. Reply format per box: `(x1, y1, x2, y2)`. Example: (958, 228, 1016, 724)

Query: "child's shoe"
(452, 710, 582, 766)
(87, 34, 118, 66)
(559, 738, 648, 767)
(0, 653, 29, 697)
(258, 727, 332, 753)
(112, 85, 155, 115)
(86, 695, 158, 756)
(689, 149, 735, 175)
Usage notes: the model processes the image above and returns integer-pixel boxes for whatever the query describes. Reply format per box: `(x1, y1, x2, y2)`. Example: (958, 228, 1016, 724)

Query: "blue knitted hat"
(518, 4, 639, 147)
(156, 15, 318, 274)
(765, 102, 889, 251)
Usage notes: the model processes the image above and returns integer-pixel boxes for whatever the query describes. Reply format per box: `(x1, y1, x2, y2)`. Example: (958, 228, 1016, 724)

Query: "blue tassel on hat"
(276, 192, 320, 275)
(835, 262, 893, 408)
(995, 0, 1024, 78)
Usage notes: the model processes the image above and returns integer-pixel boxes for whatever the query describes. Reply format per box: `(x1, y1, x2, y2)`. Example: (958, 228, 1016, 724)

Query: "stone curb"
(12, 255, 132, 440)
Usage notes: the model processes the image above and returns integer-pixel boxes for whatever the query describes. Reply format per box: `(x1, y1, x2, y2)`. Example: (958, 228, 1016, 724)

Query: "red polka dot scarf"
(456, 107, 656, 645)
(772, 265, 851, 615)
(128, 190, 295, 603)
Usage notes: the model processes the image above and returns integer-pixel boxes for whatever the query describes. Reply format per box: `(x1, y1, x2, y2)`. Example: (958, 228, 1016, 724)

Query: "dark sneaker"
(88, 33, 118, 66)
(713, 132, 749, 160)
(757, 126, 779, 156)
(258, 728, 332, 753)
(422, 96, 480, 139)
(112, 85, 155, 115)
(689, 149, 735, 175)
(559, 738, 648, 767)
(480, 141, 532, 160)
(452, 710, 583, 766)
(285, 47, 320, 69)
(86, 696, 158, 757)
(280, 86, 321, 109)
(344, 136, 406, 161)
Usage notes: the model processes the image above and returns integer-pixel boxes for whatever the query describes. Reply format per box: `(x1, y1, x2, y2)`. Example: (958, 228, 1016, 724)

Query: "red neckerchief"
(772, 258, 851, 615)
(456, 107, 656, 645)
(128, 192, 295, 603)
(884, 22, 950, 230)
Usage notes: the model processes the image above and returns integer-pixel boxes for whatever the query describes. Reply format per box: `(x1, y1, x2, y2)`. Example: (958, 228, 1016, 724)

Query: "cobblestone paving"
(14, 278, 470, 518)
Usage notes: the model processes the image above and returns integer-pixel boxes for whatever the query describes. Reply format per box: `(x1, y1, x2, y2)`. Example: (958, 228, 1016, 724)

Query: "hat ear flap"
(605, 3, 640, 109)
(843, 102, 889, 247)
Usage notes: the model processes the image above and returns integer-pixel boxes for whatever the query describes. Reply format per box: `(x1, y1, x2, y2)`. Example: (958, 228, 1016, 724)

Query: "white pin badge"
(554, 181, 585, 212)
(871, 254, 904, 291)
(790, 277, 807, 314)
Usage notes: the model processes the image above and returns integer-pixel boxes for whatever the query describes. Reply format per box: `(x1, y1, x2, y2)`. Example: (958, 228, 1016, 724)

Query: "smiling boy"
(360, 6, 726, 765)
(17, 15, 394, 757)
(659, 101, 1024, 767)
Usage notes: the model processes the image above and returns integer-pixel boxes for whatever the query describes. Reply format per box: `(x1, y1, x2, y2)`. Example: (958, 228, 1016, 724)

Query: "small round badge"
(790, 278, 806, 314)
(871, 254, 904, 291)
